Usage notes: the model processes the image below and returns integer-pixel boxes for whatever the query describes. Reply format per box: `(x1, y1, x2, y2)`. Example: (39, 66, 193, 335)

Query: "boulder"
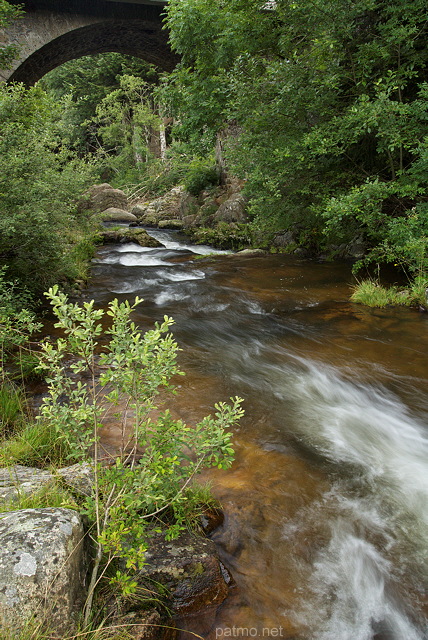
(235, 249, 266, 257)
(0, 466, 53, 503)
(99, 228, 162, 248)
(131, 187, 187, 226)
(0, 464, 95, 503)
(158, 219, 184, 230)
(56, 463, 94, 497)
(99, 208, 137, 223)
(0, 508, 87, 636)
(131, 204, 150, 218)
(180, 192, 198, 218)
(213, 193, 248, 223)
(135, 532, 230, 616)
(182, 214, 200, 228)
(273, 230, 296, 249)
(79, 184, 129, 214)
(345, 235, 367, 259)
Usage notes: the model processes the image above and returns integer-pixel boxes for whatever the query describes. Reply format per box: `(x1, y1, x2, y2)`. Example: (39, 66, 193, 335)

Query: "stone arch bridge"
(0, 0, 178, 84)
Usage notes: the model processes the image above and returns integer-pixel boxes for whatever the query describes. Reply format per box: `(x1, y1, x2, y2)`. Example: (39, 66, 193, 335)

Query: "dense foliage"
(0, 0, 22, 68)
(0, 83, 97, 295)
(163, 0, 428, 280)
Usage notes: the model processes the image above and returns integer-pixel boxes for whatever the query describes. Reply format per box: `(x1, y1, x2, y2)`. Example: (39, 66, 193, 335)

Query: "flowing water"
(88, 229, 428, 640)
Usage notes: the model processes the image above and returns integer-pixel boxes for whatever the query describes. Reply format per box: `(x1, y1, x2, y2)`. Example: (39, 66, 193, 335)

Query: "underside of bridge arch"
(8, 20, 179, 85)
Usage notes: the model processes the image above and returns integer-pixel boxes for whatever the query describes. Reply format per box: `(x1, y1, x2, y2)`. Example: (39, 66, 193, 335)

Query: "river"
(88, 228, 428, 640)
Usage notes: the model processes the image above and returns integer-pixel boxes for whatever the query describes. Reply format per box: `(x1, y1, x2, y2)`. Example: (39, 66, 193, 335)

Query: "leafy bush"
(183, 157, 219, 196)
(36, 287, 243, 622)
(189, 222, 252, 249)
(0, 83, 97, 295)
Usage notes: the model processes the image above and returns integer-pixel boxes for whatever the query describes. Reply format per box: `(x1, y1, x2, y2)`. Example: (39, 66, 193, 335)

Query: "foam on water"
(155, 268, 206, 282)
(278, 360, 428, 640)
(288, 361, 428, 525)
(146, 228, 231, 255)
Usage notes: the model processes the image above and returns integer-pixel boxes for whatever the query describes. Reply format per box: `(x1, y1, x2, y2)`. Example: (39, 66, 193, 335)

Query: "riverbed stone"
(99, 207, 138, 222)
(99, 228, 162, 247)
(235, 248, 267, 256)
(136, 532, 229, 616)
(0, 508, 87, 636)
(158, 219, 184, 230)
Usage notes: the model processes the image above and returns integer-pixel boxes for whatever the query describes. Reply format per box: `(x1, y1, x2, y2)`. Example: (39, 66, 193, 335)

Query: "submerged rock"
(0, 508, 87, 636)
(235, 248, 267, 256)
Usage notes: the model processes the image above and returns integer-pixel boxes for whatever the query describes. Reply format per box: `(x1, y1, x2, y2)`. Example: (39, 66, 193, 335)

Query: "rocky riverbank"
(78, 181, 368, 260)
(0, 464, 231, 638)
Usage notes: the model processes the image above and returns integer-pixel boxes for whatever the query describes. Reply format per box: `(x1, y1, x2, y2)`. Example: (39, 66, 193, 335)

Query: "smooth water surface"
(88, 230, 428, 640)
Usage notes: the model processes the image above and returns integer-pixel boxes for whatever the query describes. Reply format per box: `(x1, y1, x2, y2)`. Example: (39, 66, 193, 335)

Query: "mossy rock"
(100, 228, 162, 248)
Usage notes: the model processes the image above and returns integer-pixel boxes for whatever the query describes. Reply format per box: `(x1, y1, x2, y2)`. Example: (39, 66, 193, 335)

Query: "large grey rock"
(56, 463, 94, 497)
(0, 466, 53, 503)
(235, 249, 266, 257)
(0, 464, 95, 503)
(131, 187, 186, 225)
(158, 219, 184, 230)
(99, 207, 137, 222)
(0, 508, 87, 636)
(345, 235, 367, 259)
(273, 230, 296, 249)
(214, 193, 248, 223)
(131, 203, 150, 218)
(79, 184, 129, 214)
(99, 228, 162, 247)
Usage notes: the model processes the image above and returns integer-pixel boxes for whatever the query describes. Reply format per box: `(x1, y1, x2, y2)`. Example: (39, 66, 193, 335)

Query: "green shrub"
(189, 222, 252, 249)
(183, 157, 219, 196)
(36, 287, 243, 623)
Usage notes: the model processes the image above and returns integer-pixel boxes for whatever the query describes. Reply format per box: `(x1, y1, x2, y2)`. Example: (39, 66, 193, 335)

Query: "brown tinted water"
(87, 230, 428, 640)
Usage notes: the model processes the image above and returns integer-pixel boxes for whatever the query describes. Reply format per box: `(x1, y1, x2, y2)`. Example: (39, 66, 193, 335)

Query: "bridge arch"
(1, 1, 178, 85)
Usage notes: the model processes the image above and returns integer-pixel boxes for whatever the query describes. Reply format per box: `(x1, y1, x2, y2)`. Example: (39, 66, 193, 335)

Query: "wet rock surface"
(0, 508, 87, 636)
(100, 228, 162, 247)
(137, 532, 230, 616)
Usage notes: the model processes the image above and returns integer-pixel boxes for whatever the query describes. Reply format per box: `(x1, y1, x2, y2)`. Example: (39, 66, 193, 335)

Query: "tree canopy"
(162, 0, 428, 276)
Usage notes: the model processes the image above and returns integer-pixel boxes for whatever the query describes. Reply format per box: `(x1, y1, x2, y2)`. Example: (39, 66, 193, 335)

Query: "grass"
(0, 481, 79, 514)
(0, 420, 73, 468)
(351, 276, 428, 308)
(0, 381, 27, 434)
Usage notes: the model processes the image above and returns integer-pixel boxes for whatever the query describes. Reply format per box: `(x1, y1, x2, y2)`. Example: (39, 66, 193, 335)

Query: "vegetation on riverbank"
(2, 0, 428, 307)
(163, 0, 428, 282)
(0, 284, 243, 632)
